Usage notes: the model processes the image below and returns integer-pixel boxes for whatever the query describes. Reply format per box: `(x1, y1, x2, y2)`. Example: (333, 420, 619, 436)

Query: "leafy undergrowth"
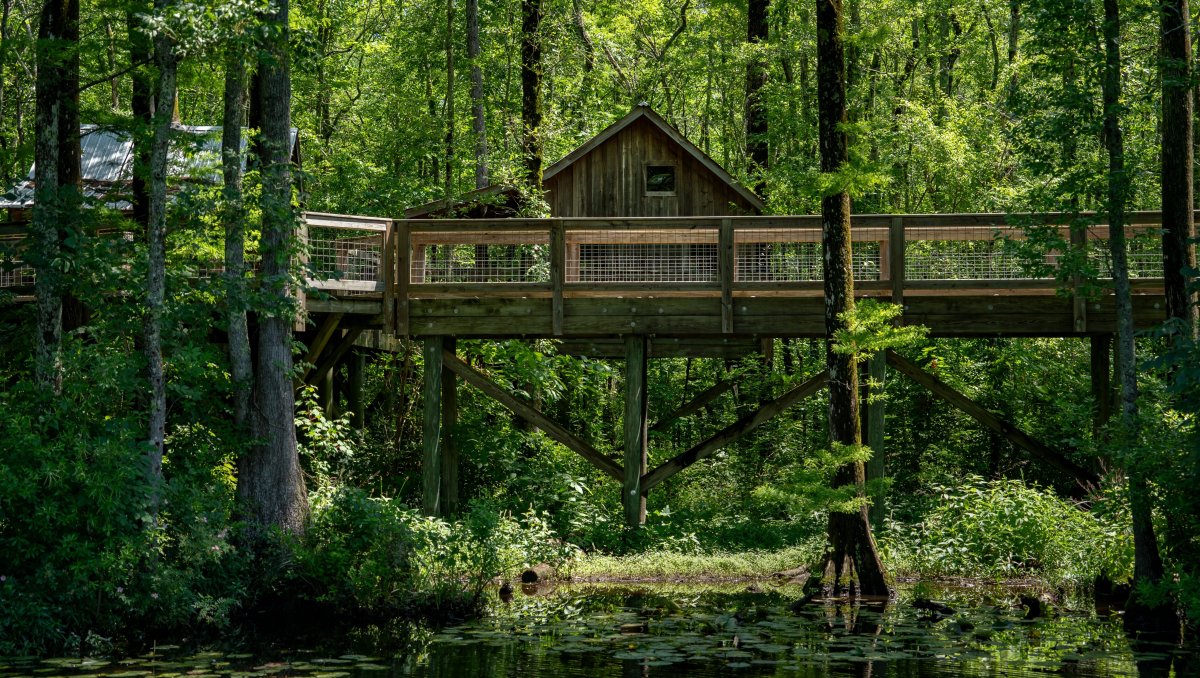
(879, 476, 1133, 589)
(566, 543, 822, 581)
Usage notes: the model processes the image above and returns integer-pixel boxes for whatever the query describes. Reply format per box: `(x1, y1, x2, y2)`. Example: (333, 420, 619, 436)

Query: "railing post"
(295, 215, 309, 332)
(889, 216, 905, 310)
(383, 221, 395, 334)
(720, 218, 734, 334)
(397, 221, 410, 336)
(551, 220, 564, 336)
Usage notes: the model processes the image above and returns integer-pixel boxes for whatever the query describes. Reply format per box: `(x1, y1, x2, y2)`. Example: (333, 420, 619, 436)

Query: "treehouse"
(0, 109, 1175, 529)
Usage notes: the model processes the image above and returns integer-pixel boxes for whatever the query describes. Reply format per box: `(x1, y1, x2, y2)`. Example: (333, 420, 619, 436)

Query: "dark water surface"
(2, 582, 1194, 677)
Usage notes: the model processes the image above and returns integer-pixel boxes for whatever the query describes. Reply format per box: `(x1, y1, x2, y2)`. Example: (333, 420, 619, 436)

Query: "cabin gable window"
(645, 164, 677, 195)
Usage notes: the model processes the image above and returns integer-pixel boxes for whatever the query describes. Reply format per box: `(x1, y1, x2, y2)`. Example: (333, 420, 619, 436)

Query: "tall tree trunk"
(1102, 0, 1176, 639)
(239, 0, 309, 535)
(467, 0, 487, 189)
(444, 0, 456, 201)
(745, 0, 768, 197)
(32, 0, 81, 393)
(143, 0, 177, 506)
(1161, 0, 1198, 338)
(224, 46, 252, 430)
(815, 0, 888, 597)
(127, 3, 153, 228)
(521, 0, 543, 187)
(1007, 0, 1019, 105)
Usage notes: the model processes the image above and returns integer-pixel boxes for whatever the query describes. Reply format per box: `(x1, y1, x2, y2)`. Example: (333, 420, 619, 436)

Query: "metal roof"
(1, 124, 299, 210)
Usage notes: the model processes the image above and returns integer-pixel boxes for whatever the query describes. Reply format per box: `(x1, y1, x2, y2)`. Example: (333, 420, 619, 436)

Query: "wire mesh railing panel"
(574, 243, 718, 283)
(0, 261, 34, 288)
(906, 239, 1041, 280)
(1090, 236, 1164, 279)
(413, 243, 550, 283)
(308, 227, 383, 284)
(735, 241, 881, 282)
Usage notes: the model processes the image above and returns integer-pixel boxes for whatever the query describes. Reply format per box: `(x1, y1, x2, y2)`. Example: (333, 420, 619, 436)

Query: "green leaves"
(831, 299, 929, 362)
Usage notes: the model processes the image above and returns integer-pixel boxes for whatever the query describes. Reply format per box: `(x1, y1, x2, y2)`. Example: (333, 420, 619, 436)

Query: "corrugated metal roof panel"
(0, 125, 298, 209)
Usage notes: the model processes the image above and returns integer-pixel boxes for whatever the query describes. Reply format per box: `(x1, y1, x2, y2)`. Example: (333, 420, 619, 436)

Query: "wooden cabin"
(543, 104, 764, 218)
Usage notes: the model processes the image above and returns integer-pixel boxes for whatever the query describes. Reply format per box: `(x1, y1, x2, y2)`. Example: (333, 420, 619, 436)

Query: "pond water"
(2, 582, 1194, 677)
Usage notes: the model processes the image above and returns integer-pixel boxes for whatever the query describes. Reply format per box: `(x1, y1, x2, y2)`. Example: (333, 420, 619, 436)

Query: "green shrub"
(296, 488, 576, 618)
(881, 476, 1133, 587)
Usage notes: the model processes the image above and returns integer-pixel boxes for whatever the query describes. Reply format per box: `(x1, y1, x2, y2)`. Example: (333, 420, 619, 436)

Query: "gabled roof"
(1, 124, 299, 210)
(404, 183, 524, 219)
(542, 104, 765, 212)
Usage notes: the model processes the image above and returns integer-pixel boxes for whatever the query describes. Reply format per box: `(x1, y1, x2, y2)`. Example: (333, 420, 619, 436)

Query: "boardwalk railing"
(0, 212, 1173, 332)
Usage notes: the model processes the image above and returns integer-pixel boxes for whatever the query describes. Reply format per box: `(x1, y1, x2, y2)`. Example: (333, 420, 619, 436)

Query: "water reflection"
(2, 582, 1195, 677)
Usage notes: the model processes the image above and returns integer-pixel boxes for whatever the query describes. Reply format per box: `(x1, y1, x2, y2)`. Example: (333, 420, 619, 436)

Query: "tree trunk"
(127, 2, 153, 228)
(224, 46, 252, 430)
(1161, 0, 1198, 338)
(815, 0, 888, 597)
(467, 0, 487, 189)
(745, 0, 768, 197)
(1102, 0, 1177, 639)
(239, 0, 309, 535)
(32, 0, 81, 394)
(444, 0, 456, 201)
(143, 0, 177, 506)
(521, 0, 543, 187)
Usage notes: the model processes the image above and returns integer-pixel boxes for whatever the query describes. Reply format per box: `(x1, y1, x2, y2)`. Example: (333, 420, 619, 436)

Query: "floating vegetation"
(0, 582, 1194, 677)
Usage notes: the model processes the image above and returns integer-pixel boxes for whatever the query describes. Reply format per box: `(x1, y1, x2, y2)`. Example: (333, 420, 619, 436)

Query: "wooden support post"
(398, 224, 412, 335)
(319, 367, 335, 418)
(889, 216, 905, 308)
(347, 348, 365, 430)
(422, 337, 444, 517)
(383, 222, 396, 334)
(865, 351, 886, 531)
(885, 350, 1101, 489)
(295, 217, 308, 332)
(719, 219, 734, 334)
(441, 338, 459, 515)
(624, 335, 649, 528)
(1090, 334, 1112, 438)
(551, 221, 564, 336)
(1071, 226, 1088, 333)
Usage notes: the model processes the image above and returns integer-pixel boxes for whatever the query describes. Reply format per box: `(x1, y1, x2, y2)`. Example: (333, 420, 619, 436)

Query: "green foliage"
(753, 442, 879, 516)
(832, 300, 930, 362)
(881, 477, 1133, 587)
(296, 488, 575, 617)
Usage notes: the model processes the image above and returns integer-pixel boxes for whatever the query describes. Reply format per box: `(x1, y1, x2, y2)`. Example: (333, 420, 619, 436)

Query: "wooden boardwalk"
(301, 211, 1171, 346)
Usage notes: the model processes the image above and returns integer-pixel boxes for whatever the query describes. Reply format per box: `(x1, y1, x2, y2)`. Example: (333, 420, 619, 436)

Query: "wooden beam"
(383, 222, 396, 333)
(624, 336, 649, 528)
(890, 216, 905, 307)
(422, 337, 443, 516)
(296, 313, 344, 384)
(720, 219, 734, 334)
(551, 221, 565, 336)
(641, 370, 830, 492)
(649, 379, 735, 433)
(441, 349, 624, 480)
(397, 222, 411, 335)
(884, 350, 1100, 488)
(441, 338, 459, 515)
(308, 327, 365, 388)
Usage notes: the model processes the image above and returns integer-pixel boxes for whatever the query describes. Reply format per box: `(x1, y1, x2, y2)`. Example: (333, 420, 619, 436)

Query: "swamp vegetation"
(0, 0, 1199, 670)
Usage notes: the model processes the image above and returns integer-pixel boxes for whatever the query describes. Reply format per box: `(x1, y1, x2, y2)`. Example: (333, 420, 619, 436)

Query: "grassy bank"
(565, 543, 822, 581)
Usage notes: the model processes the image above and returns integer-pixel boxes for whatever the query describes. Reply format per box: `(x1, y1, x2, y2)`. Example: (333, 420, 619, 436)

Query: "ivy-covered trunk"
(815, 0, 888, 597)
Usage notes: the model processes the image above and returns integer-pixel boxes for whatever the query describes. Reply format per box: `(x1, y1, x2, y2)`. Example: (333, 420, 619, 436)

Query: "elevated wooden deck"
(299, 211, 1170, 343)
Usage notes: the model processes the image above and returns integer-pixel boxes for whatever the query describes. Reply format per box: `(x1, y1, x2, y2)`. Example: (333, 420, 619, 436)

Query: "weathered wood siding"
(545, 118, 759, 217)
